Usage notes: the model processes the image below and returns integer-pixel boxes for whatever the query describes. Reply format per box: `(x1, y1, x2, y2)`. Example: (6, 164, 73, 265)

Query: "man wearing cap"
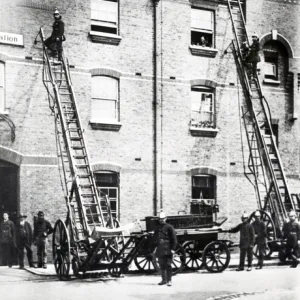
(252, 210, 267, 269)
(16, 213, 34, 269)
(33, 211, 53, 268)
(247, 33, 261, 80)
(44, 8, 65, 61)
(0, 213, 15, 267)
(282, 211, 300, 268)
(153, 211, 177, 286)
(229, 212, 255, 271)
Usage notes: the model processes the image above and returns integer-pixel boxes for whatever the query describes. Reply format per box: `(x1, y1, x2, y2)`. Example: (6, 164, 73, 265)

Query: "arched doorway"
(0, 159, 19, 265)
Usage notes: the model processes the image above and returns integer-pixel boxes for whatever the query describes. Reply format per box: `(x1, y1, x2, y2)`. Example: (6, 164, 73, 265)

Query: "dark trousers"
(36, 237, 47, 266)
(252, 62, 257, 78)
(239, 247, 253, 268)
(44, 37, 63, 61)
(1, 242, 14, 266)
(158, 255, 173, 282)
(256, 243, 266, 266)
(286, 245, 299, 262)
(18, 243, 33, 267)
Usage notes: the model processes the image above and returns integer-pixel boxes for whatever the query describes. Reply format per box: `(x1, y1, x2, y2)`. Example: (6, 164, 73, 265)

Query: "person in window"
(282, 211, 300, 268)
(229, 212, 255, 271)
(0, 213, 15, 267)
(44, 8, 65, 61)
(247, 33, 261, 80)
(199, 36, 208, 47)
(153, 211, 177, 286)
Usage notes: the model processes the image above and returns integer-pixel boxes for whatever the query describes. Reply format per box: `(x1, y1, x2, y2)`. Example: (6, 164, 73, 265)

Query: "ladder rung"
(81, 193, 96, 197)
(74, 155, 86, 159)
(76, 164, 89, 168)
(70, 137, 82, 141)
(78, 174, 90, 178)
(72, 146, 84, 150)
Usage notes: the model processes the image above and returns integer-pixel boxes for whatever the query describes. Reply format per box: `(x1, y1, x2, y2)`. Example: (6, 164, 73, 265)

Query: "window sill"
(89, 31, 122, 46)
(263, 79, 280, 85)
(189, 126, 218, 137)
(189, 45, 218, 58)
(89, 120, 122, 131)
(0, 110, 10, 116)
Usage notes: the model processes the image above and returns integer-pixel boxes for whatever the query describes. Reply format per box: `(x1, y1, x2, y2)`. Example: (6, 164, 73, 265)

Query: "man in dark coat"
(252, 210, 267, 269)
(44, 8, 65, 61)
(33, 211, 53, 268)
(247, 33, 261, 80)
(0, 213, 15, 267)
(229, 212, 255, 271)
(16, 213, 34, 268)
(282, 211, 300, 268)
(154, 211, 177, 286)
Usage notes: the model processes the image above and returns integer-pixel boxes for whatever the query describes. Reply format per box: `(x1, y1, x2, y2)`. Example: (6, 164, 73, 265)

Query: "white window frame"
(91, 0, 119, 35)
(0, 62, 5, 113)
(91, 76, 119, 122)
(191, 8, 214, 48)
(191, 86, 215, 126)
(97, 187, 119, 220)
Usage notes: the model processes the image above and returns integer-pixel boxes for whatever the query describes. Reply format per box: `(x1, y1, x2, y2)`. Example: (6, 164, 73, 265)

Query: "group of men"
(0, 211, 53, 269)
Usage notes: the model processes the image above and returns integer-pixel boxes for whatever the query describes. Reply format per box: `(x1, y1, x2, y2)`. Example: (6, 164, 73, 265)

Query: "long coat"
(252, 220, 267, 245)
(230, 222, 255, 249)
(51, 16, 65, 41)
(16, 221, 33, 246)
(248, 40, 261, 63)
(282, 221, 300, 247)
(154, 222, 177, 257)
(0, 220, 15, 245)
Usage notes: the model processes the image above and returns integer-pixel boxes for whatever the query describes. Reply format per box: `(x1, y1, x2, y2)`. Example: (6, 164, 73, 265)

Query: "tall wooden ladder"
(227, 0, 296, 236)
(37, 28, 114, 242)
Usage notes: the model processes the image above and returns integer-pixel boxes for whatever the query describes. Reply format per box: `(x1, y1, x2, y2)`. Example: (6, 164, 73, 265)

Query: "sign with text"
(0, 32, 24, 46)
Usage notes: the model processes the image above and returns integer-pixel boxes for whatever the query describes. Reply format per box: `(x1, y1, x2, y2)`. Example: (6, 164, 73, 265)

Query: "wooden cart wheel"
(203, 241, 230, 273)
(134, 252, 156, 273)
(183, 241, 203, 270)
(52, 219, 71, 280)
(250, 210, 276, 258)
(153, 244, 186, 275)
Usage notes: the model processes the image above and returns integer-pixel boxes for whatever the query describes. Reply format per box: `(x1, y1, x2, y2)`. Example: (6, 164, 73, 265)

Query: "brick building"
(0, 0, 300, 263)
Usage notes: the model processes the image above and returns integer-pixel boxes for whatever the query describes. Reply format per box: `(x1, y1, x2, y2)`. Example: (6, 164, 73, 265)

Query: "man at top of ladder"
(44, 8, 65, 62)
(247, 32, 261, 81)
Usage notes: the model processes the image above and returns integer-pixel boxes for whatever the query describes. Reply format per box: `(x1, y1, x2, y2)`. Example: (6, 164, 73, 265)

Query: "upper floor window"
(91, 76, 119, 122)
(91, 0, 118, 35)
(0, 62, 5, 113)
(191, 8, 214, 48)
(191, 86, 215, 128)
(264, 50, 278, 81)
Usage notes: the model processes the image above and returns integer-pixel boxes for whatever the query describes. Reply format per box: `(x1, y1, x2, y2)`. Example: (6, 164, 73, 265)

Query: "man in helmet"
(247, 32, 261, 80)
(44, 8, 65, 61)
(252, 210, 267, 269)
(282, 211, 300, 268)
(229, 212, 255, 271)
(153, 211, 177, 286)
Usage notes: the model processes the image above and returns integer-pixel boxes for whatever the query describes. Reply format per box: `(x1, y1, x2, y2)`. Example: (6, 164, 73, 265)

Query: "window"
(91, 0, 118, 35)
(91, 76, 119, 122)
(264, 55, 278, 80)
(0, 62, 5, 113)
(94, 172, 119, 221)
(191, 8, 214, 48)
(191, 86, 215, 128)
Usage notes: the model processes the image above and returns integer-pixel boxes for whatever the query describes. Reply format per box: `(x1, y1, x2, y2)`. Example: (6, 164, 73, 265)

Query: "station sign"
(0, 32, 24, 46)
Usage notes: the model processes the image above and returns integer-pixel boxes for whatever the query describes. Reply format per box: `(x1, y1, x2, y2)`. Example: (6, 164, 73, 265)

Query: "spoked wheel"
(183, 241, 203, 270)
(134, 252, 156, 273)
(203, 241, 230, 273)
(153, 244, 186, 275)
(52, 219, 71, 280)
(250, 210, 276, 258)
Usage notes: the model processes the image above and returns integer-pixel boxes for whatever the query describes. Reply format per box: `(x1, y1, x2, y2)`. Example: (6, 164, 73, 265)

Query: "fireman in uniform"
(229, 212, 255, 271)
(44, 8, 65, 61)
(252, 210, 267, 269)
(282, 211, 300, 268)
(154, 211, 177, 286)
(247, 32, 261, 80)
(33, 211, 53, 268)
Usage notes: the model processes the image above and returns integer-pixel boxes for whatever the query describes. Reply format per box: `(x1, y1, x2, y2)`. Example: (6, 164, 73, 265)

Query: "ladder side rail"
(237, 0, 250, 45)
(227, 1, 242, 54)
(61, 57, 105, 226)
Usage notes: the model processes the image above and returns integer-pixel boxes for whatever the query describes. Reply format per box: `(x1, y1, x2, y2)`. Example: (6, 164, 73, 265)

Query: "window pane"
(92, 76, 118, 99)
(91, 98, 117, 120)
(191, 9, 213, 31)
(91, 0, 118, 23)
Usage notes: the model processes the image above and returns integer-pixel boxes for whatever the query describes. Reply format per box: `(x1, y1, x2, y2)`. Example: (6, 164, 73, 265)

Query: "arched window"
(0, 61, 5, 113)
(91, 76, 119, 121)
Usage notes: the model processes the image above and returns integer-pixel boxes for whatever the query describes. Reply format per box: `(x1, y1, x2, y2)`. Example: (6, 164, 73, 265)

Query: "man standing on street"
(252, 210, 267, 269)
(16, 213, 34, 269)
(282, 211, 300, 268)
(154, 211, 177, 286)
(33, 211, 53, 269)
(0, 213, 15, 267)
(229, 212, 255, 271)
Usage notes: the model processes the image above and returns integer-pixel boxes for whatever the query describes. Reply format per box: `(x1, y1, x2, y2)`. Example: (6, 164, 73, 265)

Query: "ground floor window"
(94, 171, 119, 220)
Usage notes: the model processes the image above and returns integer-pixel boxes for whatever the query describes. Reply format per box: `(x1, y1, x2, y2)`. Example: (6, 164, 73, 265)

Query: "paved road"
(0, 265, 299, 300)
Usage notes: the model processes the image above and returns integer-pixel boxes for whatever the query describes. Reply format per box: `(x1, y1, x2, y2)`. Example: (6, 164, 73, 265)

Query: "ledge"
(189, 126, 219, 137)
(263, 79, 280, 85)
(89, 120, 122, 131)
(0, 110, 10, 116)
(89, 31, 122, 46)
(189, 45, 218, 58)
